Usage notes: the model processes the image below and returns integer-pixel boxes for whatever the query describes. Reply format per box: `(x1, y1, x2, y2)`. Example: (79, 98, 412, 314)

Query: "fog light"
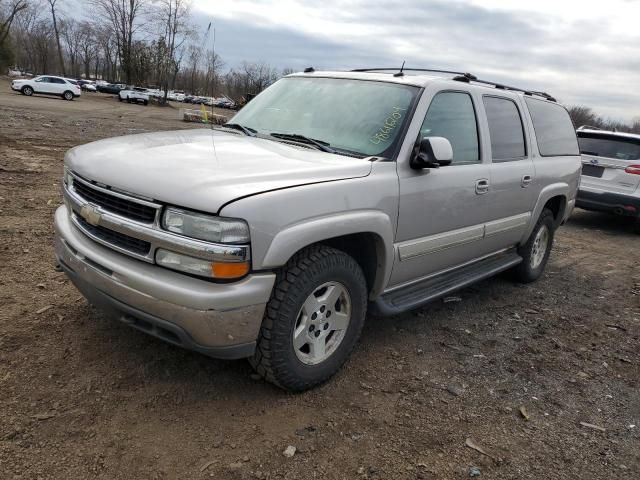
(156, 249, 249, 279)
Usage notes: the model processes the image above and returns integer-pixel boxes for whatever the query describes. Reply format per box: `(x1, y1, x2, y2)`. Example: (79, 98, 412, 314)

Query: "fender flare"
(521, 182, 569, 242)
(260, 210, 395, 297)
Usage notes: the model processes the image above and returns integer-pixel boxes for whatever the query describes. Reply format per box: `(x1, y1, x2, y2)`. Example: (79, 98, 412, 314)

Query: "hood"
(66, 129, 372, 213)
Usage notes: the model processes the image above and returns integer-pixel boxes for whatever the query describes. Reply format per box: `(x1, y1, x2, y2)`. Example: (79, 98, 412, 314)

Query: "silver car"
(576, 127, 640, 225)
(54, 69, 581, 390)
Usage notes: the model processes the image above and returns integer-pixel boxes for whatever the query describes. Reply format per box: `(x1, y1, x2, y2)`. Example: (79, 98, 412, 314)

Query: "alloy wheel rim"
(293, 281, 352, 365)
(530, 225, 549, 269)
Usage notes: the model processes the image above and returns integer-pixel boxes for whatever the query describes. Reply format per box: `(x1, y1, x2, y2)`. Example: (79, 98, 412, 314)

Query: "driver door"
(390, 89, 492, 287)
(33, 77, 52, 93)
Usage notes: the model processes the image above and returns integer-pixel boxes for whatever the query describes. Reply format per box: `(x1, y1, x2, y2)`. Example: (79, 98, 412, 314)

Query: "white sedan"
(11, 75, 81, 101)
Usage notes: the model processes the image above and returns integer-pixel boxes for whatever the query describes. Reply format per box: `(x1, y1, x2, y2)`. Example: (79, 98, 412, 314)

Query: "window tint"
(419, 91, 479, 165)
(483, 96, 526, 161)
(578, 133, 640, 160)
(525, 98, 579, 156)
(51, 78, 65, 84)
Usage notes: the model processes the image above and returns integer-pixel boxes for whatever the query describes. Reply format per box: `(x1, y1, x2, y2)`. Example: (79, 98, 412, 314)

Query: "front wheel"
(250, 245, 367, 391)
(512, 209, 555, 283)
(22, 86, 33, 96)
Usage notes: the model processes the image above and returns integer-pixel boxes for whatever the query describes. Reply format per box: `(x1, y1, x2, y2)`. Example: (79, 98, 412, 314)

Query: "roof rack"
(349, 67, 556, 102)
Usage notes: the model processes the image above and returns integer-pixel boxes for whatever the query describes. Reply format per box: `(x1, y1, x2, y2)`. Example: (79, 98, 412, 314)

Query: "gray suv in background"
(54, 68, 581, 390)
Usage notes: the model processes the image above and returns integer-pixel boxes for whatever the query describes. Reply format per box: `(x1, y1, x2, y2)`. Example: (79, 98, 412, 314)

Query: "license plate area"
(581, 164, 604, 178)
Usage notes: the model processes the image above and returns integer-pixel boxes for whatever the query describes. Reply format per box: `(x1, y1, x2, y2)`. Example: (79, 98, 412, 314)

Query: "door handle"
(475, 178, 490, 195)
(521, 175, 533, 188)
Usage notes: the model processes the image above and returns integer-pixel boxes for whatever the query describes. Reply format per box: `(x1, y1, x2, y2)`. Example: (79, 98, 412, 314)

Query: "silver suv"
(576, 127, 640, 225)
(54, 68, 581, 390)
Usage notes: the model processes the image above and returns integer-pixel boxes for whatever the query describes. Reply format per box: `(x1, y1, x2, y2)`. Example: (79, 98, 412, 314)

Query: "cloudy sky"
(192, 0, 640, 122)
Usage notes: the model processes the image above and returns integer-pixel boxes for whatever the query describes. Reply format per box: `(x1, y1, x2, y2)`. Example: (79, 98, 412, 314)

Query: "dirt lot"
(1, 78, 639, 480)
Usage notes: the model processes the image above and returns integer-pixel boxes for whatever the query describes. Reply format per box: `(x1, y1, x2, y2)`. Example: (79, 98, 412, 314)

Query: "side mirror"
(410, 136, 453, 169)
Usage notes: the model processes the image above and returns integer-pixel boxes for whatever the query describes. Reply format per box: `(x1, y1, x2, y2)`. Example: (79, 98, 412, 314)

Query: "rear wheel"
(250, 245, 367, 391)
(22, 86, 33, 96)
(512, 209, 555, 283)
(63, 91, 74, 101)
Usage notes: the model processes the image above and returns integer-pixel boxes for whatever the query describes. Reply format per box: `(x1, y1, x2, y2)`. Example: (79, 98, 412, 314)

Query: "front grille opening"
(75, 215, 151, 255)
(73, 180, 157, 223)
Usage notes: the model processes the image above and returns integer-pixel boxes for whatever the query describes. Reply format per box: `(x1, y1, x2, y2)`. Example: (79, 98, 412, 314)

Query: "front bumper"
(576, 188, 640, 217)
(54, 205, 275, 359)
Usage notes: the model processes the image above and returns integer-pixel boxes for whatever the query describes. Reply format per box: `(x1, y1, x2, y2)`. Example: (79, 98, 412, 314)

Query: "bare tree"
(0, 0, 27, 45)
(61, 17, 84, 77)
(91, 0, 147, 83)
(151, 0, 191, 102)
(46, 0, 65, 75)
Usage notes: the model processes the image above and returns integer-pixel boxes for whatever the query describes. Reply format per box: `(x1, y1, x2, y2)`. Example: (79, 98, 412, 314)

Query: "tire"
(22, 86, 33, 96)
(512, 209, 555, 283)
(250, 245, 367, 391)
(118, 95, 123, 102)
(143, 100, 148, 105)
(63, 91, 74, 101)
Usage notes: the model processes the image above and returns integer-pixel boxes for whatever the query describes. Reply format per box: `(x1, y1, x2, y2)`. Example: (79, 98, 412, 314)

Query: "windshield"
(578, 133, 640, 161)
(230, 77, 419, 157)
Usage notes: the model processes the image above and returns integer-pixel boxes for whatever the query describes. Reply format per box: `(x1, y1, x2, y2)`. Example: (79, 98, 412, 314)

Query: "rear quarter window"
(525, 98, 579, 156)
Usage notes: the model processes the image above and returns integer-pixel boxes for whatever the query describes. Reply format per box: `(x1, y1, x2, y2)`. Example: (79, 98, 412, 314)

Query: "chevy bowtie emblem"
(80, 205, 101, 226)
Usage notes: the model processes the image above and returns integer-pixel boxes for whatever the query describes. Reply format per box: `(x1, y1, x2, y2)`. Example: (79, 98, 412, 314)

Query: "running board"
(373, 252, 523, 316)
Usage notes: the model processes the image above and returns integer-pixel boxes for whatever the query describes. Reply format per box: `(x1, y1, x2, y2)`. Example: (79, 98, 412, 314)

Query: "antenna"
(202, 21, 218, 161)
(393, 61, 406, 77)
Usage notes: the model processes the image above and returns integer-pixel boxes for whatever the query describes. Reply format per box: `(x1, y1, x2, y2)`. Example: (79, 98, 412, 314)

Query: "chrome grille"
(63, 171, 250, 265)
(71, 175, 159, 223)
(75, 214, 151, 255)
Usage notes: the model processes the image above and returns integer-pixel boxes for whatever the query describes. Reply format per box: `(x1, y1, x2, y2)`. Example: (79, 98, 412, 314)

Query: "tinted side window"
(483, 96, 526, 161)
(420, 92, 479, 165)
(525, 98, 579, 156)
(51, 78, 65, 84)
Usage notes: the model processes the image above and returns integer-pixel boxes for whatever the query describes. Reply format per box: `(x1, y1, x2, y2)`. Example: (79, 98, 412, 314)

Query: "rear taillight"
(625, 165, 640, 175)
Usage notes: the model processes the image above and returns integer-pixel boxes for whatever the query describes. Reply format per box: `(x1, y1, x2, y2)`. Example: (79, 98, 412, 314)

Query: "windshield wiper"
(221, 123, 256, 136)
(270, 132, 336, 153)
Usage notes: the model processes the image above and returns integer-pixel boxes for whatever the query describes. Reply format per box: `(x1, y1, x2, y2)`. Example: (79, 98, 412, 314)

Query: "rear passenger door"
(49, 77, 67, 94)
(482, 95, 535, 248)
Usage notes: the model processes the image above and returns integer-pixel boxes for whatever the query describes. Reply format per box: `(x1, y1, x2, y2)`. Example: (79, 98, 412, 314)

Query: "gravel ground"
(1, 79, 638, 479)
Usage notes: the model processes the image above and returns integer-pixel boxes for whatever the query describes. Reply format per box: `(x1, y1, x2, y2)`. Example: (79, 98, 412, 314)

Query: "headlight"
(162, 207, 250, 244)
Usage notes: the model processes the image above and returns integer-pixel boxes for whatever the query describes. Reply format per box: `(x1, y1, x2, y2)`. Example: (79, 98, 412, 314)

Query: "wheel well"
(543, 195, 567, 226)
(315, 233, 384, 297)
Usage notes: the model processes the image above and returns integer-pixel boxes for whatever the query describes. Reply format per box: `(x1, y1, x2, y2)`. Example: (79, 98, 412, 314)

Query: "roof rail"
(351, 67, 477, 81)
(577, 125, 604, 131)
(349, 67, 556, 102)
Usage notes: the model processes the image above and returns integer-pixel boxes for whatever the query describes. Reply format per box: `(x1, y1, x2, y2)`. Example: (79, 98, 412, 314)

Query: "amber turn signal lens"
(211, 261, 250, 279)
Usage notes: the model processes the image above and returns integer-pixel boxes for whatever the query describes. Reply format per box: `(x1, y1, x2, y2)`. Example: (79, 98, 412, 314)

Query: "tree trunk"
(49, 1, 66, 76)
